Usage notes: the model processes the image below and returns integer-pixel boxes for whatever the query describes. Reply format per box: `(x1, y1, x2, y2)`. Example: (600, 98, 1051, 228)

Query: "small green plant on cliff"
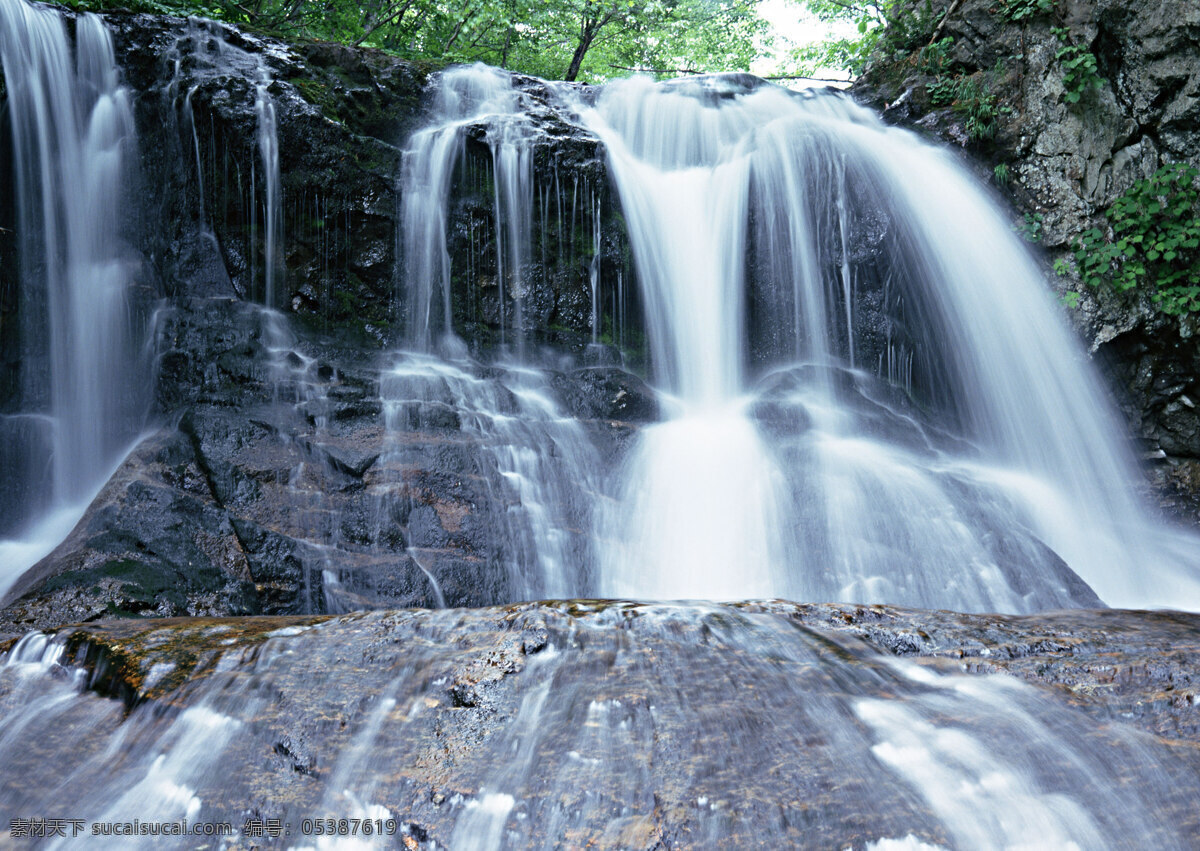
(1059, 290, 1081, 309)
(998, 0, 1054, 23)
(1016, 211, 1044, 242)
(1064, 163, 1200, 315)
(926, 75, 958, 105)
(917, 36, 955, 74)
(927, 73, 998, 141)
(1052, 28, 1103, 104)
(993, 163, 1011, 186)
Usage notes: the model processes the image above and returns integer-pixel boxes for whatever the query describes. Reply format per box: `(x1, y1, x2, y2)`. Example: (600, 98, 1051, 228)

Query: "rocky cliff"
(0, 8, 652, 631)
(852, 0, 1200, 515)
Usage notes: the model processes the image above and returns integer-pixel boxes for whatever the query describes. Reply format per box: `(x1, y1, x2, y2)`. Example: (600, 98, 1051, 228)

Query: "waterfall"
(387, 65, 602, 604)
(399, 64, 535, 353)
(0, 18, 1198, 846)
(557, 74, 1200, 612)
(255, 72, 281, 309)
(0, 0, 148, 594)
(1, 5, 1196, 616)
(391, 66, 1200, 613)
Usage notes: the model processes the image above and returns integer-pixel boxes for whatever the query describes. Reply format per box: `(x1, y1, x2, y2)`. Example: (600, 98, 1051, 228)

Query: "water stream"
(0, 0, 150, 596)
(0, 605, 1194, 849)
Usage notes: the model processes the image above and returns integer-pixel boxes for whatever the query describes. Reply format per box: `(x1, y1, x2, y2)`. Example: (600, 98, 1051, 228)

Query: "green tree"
(65, 0, 767, 81)
(446, 0, 767, 82)
(546, 0, 765, 81)
(787, 0, 943, 78)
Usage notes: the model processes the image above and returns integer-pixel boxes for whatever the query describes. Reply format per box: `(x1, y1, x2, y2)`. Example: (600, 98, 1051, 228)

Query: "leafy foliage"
(1063, 164, 1200, 315)
(61, 0, 227, 17)
(926, 74, 957, 104)
(66, 0, 766, 82)
(927, 73, 997, 140)
(997, 0, 1053, 23)
(1051, 27, 1102, 104)
(1016, 211, 1043, 242)
(917, 35, 953, 74)
(789, 0, 942, 78)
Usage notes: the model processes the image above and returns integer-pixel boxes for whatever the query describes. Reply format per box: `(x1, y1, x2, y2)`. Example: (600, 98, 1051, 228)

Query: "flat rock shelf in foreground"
(1, 602, 1198, 849)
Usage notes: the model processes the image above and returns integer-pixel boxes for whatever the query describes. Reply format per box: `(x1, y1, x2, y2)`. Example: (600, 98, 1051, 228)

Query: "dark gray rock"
(97, 10, 636, 350)
(550, 366, 659, 423)
(0, 429, 259, 632)
(0, 288, 635, 628)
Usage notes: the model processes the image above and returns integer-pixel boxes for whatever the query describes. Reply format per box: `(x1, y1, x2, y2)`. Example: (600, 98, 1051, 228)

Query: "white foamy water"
(0, 0, 150, 576)
(558, 73, 1200, 611)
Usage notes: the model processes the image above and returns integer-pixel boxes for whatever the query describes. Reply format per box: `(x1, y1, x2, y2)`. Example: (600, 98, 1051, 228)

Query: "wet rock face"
(851, 0, 1200, 473)
(99, 12, 623, 349)
(0, 297, 649, 632)
(550, 366, 658, 423)
(106, 13, 418, 337)
(0, 429, 261, 629)
(0, 11, 656, 629)
(434, 79, 638, 361)
(788, 602, 1200, 743)
(1, 603, 1197, 847)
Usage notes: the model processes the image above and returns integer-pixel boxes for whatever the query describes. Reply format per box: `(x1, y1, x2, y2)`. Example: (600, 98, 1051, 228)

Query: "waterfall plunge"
(0, 0, 149, 596)
(400, 64, 535, 353)
(402, 68, 1200, 613)
(580, 75, 1200, 611)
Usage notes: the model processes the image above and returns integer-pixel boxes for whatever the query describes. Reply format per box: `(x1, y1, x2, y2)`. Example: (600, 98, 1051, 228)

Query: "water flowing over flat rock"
(4, 1, 1200, 621)
(2, 603, 1199, 849)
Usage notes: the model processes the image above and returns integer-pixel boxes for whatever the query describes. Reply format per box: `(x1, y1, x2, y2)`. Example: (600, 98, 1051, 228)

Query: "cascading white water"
(564, 74, 1200, 612)
(394, 66, 1200, 612)
(389, 65, 606, 605)
(378, 354, 600, 601)
(255, 72, 281, 309)
(400, 64, 534, 352)
(0, 0, 148, 595)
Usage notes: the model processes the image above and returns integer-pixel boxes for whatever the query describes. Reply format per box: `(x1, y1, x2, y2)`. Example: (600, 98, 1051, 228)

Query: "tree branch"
(764, 73, 854, 82)
(609, 64, 702, 74)
(822, 0, 866, 13)
(442, 15, 469, 52)
(353, 0, 417, 46)
(928, 0, 966, 45)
